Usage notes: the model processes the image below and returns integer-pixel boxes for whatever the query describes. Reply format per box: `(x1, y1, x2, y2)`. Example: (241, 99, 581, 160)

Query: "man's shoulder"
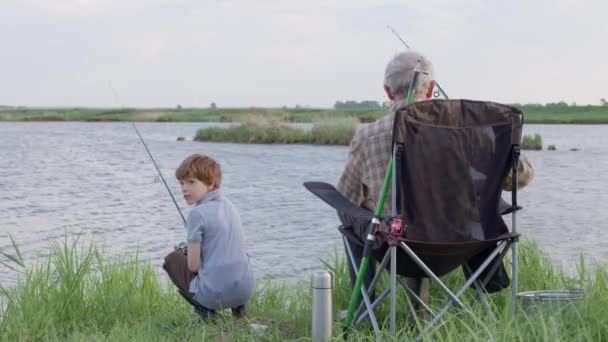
(351, 113, 394, 148)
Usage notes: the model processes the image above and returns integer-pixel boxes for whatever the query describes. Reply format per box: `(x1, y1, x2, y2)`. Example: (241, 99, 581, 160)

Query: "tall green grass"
(194, 115, 358, 145)
(194, 115, 310, 144)
(1, 236, 607, 341)
(522, 134, 543, 150)
(311, 117, 358, 145)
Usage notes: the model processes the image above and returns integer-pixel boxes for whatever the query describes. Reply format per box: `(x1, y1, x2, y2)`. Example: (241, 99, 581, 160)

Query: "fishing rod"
(107, 80, 186, 225)
(343, 60, 423, 334)
(132, 123, 187, 225)
(386, 25, 449, 99)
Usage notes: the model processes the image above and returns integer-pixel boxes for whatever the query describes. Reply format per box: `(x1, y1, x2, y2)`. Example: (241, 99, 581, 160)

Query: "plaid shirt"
(337, 99, 534, 217)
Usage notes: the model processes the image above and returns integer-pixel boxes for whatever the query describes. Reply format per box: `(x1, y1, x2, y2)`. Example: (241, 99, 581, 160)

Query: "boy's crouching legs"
(163, 251, 217, 321)
(163, 250, 193, 291)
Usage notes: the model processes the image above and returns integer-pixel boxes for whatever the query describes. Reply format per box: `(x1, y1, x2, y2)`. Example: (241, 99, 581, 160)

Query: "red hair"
(175, 154, 222, 189)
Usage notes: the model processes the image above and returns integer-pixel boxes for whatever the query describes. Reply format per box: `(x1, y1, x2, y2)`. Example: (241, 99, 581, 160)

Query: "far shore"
(2, 105, 608, 124)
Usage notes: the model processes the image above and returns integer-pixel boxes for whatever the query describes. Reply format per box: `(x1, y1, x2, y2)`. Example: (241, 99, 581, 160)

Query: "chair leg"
(470, 242, 515, 320)
(465, 264, 496, 321)
(354, 249, 391, 321)
(511, 234, 519, 313)
(480, 242, 512, 289)
(399, 242, 466, 308)
(355, 287, 390, 324)
(414, 242, 507, 341)
(343, 236, 381, 335)
(397, 277, 435, 321)
(348, 244, 435, 330)
(390, 246, 397, 334)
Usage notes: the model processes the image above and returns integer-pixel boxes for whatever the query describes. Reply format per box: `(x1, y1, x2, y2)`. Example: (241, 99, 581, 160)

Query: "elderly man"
(337, 50, 534, 312)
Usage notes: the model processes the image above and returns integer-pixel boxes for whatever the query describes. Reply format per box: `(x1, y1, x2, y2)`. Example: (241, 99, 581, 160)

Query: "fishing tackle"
(132, 123, 186, 225)
(387, 25, 449, 99)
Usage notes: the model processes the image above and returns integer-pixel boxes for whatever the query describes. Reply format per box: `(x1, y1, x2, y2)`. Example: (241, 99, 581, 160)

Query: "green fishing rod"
(343, 61, 422, 333)
(387, 25, 449, 99)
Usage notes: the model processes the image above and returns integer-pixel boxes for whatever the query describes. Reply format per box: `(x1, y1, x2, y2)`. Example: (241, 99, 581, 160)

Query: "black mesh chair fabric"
(305, 99, 523, 278)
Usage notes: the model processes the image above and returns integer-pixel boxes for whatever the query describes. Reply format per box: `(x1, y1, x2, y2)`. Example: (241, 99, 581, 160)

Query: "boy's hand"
(174, 242, 188, 255)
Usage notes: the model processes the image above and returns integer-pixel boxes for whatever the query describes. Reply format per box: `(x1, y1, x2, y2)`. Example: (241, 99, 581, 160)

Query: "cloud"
(0, 0, 606, 107)
(14, 0, 192, 16)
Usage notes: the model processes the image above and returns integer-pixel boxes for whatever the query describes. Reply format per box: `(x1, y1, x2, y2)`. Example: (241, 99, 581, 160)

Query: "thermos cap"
(312, 271, 333, 289)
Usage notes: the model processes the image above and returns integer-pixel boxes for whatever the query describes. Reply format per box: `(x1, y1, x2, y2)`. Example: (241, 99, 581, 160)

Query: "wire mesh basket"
(517, 288, 584, 313)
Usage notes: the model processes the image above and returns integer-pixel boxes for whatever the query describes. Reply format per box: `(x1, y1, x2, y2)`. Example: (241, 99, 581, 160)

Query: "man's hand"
(502, 156, 534, 191)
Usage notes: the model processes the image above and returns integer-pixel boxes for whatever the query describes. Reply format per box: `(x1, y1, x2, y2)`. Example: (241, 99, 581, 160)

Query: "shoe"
(193, 306, 217, 321)
(232, 305, 246, 318)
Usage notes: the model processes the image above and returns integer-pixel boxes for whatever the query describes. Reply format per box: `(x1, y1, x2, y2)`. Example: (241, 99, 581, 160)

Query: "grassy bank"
(0, 107, 377, 123)
(1, 236, 607, 341)
(3, 105, 608, 124)
(194, 116, 358, 145)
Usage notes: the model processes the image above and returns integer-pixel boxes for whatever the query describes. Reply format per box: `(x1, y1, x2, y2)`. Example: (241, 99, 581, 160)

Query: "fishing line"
(386, 25, 449, 99)
(132, 123, 187, 225)
(107, 80, 186, 225)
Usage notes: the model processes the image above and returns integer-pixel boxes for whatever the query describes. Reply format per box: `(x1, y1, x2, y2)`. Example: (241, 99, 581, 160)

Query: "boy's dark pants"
(162, 251, 245, 318)
(163, 251, 195, 292)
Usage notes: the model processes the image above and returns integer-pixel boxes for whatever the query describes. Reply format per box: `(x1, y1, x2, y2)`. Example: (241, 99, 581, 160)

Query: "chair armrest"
(303, 182, 374, 221)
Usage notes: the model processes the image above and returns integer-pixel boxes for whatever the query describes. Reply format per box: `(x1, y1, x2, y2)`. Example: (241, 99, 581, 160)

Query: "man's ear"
(384, 85, 395, 101)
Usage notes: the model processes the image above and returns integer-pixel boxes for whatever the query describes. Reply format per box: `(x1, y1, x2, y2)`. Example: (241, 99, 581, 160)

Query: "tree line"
(333, 100, 388, 109)
(333, 99, 608, 109)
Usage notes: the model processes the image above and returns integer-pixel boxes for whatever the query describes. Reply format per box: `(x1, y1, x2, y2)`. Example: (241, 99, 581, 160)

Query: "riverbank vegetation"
(522, 134, 543, 150)
(2, 104, 608, 124)
(194, 116, 358, 145)
(1, 236, 606, 341)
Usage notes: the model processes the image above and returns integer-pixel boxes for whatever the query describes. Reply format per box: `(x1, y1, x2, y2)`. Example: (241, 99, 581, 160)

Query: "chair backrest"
(392, 99, 523, 243)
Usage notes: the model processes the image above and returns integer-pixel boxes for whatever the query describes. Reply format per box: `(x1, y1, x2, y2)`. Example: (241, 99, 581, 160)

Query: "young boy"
(163, 154, 255, 318)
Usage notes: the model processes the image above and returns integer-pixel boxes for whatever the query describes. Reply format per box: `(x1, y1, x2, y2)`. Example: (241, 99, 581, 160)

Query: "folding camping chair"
(304, 99, 524, 340)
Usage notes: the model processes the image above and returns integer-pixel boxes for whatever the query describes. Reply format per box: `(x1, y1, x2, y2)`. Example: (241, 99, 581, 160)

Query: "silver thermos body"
(311, 271, 333, 342)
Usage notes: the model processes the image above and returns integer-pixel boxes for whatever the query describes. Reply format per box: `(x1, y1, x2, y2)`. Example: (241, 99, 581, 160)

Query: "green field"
(2, 105, 608, 124)
(1, 236, 607, 341)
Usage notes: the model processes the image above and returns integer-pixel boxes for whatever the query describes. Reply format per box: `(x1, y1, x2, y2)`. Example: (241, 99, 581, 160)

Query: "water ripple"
(0, 122, 607, 286)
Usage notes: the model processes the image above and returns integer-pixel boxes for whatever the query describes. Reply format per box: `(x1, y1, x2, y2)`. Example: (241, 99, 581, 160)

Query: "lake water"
(0, 122, 607, 286)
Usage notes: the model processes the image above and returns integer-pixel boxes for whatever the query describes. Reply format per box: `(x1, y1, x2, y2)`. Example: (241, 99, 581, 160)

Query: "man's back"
(337, 99, 534, 219)
(337, 99, 408, 217)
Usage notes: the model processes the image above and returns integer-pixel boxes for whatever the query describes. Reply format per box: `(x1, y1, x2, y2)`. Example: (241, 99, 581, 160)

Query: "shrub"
(522, 134, 543, 150)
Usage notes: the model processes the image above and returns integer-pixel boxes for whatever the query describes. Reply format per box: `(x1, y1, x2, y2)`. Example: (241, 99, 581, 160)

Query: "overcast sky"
(1, 0, 606, 108)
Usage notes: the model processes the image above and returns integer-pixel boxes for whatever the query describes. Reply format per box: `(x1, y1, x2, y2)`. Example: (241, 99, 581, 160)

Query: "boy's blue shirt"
(185, 189, 255, 309)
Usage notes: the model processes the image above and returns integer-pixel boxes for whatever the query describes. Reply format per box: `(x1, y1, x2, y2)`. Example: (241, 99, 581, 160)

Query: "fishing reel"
(381, 216, 405, 247)
(174, 242, 188, 256)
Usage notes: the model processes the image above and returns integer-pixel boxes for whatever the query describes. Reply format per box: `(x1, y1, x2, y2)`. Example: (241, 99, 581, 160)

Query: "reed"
(311, 117, 358, 145)
(522, 134, 543, 150)
(194, 117, 309, 144)
(1, 236, 606, 341)
(194, 115, 358, 145)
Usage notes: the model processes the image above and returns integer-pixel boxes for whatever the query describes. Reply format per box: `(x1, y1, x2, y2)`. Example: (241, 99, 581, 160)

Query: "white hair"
(383, 51, 434, 99)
